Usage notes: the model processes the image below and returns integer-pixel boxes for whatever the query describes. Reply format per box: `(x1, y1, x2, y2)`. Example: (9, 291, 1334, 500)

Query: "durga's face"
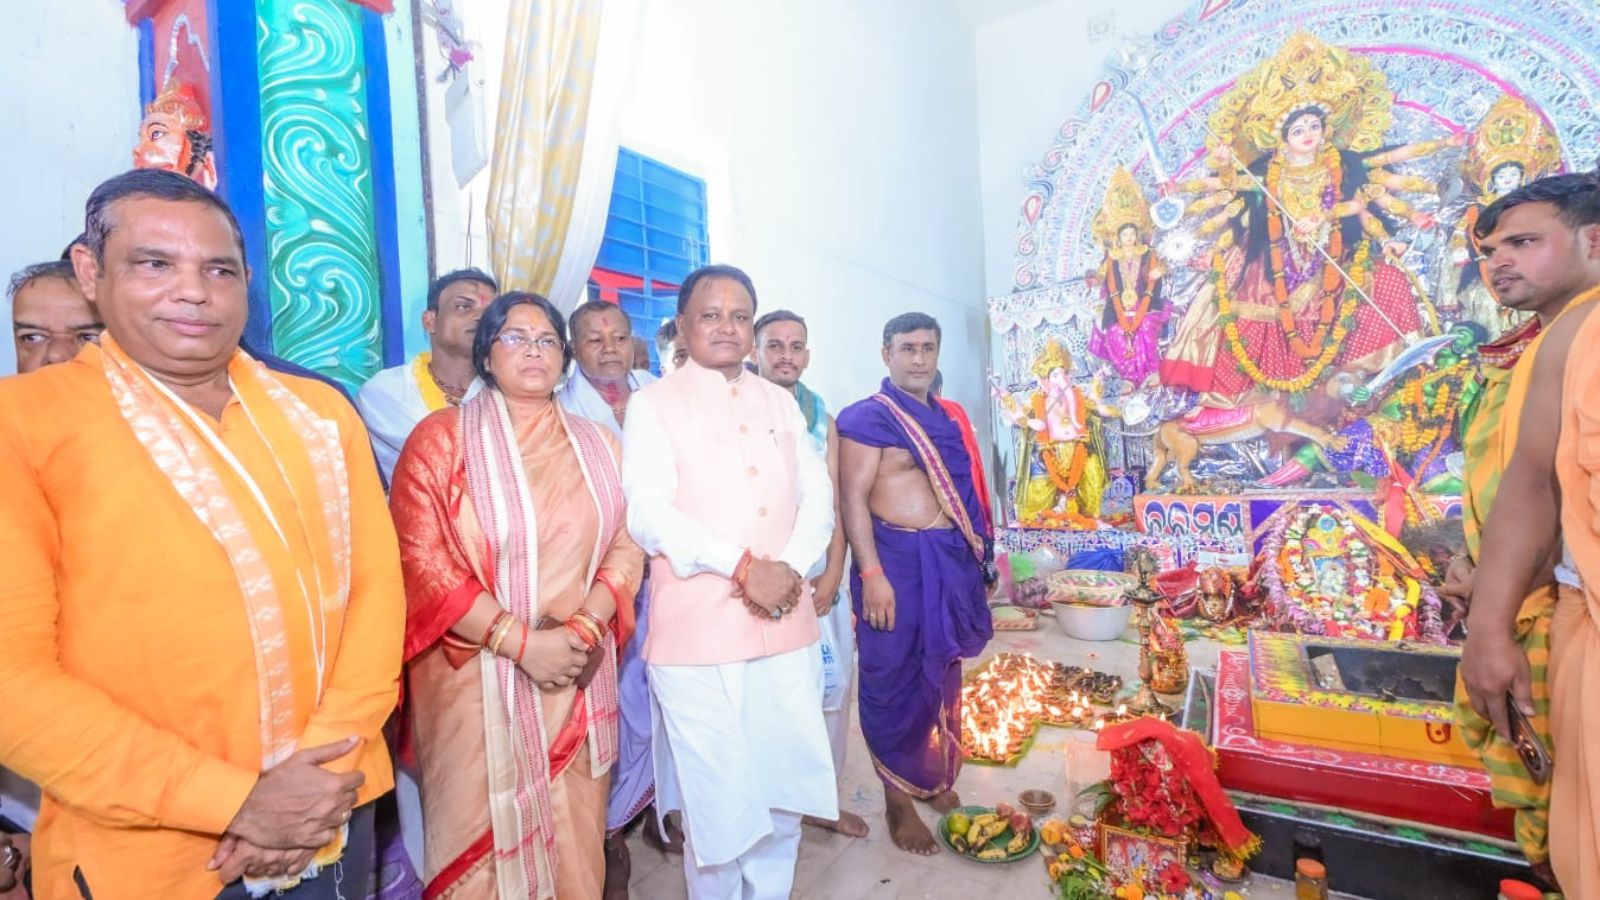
(133, 111, 193, 174)
(1117, 224, 1141, 248)
(1282, 112, 1326, 159)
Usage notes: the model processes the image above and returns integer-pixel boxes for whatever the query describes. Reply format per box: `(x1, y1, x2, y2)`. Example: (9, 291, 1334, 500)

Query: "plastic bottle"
(1294, 858, 1329, 900)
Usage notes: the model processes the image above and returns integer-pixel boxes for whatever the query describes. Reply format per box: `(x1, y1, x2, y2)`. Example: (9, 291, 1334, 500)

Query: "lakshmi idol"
(1087, 168, 1169, 387)
(1159, 32, 1463, 412)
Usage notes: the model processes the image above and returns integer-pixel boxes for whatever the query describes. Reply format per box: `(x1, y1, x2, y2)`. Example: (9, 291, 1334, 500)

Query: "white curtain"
(545, 0, 637, 312)
(484, 0, 637, 313)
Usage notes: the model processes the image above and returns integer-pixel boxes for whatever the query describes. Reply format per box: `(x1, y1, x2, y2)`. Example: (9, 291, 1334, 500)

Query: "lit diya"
(960, 653, 1128, 764)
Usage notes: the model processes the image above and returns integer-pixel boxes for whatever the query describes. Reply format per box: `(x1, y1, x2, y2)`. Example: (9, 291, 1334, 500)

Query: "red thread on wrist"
(514, 622, 530, 663)
(860, 566, 885, 580)
(732, 549, 755, 586)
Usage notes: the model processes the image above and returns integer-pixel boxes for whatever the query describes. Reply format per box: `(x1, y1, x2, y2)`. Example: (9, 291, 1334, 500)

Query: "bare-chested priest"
(837, 312, 994, 854)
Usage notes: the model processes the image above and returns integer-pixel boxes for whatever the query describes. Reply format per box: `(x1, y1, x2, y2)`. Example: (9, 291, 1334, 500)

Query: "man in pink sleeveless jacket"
(621, 265, 837, 899)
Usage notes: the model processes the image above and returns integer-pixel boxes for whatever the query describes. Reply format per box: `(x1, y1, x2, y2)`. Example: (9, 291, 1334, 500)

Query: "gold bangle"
(567, 614, 603, 646)
(488, 614, 519, 656)
(573, 607, 609, 637)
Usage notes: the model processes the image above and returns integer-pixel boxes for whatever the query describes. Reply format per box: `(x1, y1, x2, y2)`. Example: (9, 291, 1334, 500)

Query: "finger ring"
(0, 845, 18, 870)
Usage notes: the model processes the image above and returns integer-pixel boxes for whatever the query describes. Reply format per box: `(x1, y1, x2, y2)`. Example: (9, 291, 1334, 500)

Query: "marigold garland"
(1044, 440, 1090, 494)
(1104, 251, 1157, 336)
(1258, 503, 1447, 643)
(1266, 146, 1346, 359)
(1215, 241, 1369, 393)
(1393, 362, 1465, 454)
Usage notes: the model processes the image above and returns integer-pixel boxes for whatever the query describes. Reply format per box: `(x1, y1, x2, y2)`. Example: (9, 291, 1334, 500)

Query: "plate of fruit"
(938, 802, 1038, 863)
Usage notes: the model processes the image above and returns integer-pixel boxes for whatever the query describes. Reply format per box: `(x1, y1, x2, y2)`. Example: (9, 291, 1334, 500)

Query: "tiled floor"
(623, 622, 1359, 899)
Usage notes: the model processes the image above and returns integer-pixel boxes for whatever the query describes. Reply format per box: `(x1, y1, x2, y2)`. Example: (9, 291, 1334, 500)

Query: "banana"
(977, 847, 1007, 861)
(969, 819, 1008, 851)
(1006, 832, 1029, 855)
(950, 832, 969, 853)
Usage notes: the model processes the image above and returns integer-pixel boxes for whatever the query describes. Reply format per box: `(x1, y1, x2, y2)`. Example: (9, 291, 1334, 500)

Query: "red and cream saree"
(390, 390, 641, 900)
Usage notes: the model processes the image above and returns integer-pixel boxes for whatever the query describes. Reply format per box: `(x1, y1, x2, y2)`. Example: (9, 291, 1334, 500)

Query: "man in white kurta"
(354, 269, 495, 481)
(623, 266, 837, 899)
(557, 300, 657, 432)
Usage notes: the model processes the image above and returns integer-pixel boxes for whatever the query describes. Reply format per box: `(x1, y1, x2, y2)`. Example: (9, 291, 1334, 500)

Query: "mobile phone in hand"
(1506, 693, 1553, 786)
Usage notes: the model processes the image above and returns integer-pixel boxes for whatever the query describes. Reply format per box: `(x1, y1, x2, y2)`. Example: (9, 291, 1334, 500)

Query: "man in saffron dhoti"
(0, 169, 402, 898)
(623, 265, 837, 899)
(1462, 173, 1600, 896)
(838, 313, 994, 855)
(356, 268, 497, 481)
(1450, 176, 1600, 882)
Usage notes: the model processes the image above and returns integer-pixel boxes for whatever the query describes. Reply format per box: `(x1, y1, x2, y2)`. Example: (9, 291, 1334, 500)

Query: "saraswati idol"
(1442, 94, 1563, 333)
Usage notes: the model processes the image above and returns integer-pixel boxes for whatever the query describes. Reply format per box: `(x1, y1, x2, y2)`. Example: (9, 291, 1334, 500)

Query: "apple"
(1009, 811, 1033, 838)
(995, 802, 1016, 820)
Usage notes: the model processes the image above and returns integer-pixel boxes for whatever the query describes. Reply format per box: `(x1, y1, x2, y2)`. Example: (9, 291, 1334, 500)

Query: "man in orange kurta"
(1461, 173, 1600, 895)
(0, 170, 402, 899)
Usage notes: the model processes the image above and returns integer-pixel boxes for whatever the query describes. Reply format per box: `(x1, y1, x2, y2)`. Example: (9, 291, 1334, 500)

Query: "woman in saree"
(390, 291, 642, 899)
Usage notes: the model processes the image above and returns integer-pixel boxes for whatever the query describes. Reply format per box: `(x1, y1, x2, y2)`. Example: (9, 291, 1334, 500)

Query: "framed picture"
(1099, 821, 1188, 885)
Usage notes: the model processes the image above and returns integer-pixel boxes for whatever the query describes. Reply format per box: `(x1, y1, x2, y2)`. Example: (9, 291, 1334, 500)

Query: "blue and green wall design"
(132, 0, 429, 393)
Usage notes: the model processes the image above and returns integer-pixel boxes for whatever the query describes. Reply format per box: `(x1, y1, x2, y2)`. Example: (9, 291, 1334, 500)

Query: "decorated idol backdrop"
(990, 0, 1600, 557)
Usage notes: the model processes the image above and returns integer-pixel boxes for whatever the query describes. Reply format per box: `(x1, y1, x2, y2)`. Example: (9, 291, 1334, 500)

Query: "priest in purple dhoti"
(837, 312, 994, 856)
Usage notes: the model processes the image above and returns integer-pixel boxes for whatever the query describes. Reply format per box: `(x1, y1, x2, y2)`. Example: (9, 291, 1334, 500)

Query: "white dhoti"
(650, 643, 838, 900)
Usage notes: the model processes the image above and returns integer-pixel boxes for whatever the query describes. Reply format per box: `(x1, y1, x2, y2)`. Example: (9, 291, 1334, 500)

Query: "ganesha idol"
(133, 81, 218, 190)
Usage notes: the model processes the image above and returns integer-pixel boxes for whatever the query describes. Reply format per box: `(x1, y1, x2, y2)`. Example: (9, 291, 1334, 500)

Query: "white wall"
(429, 0, 989, 438)
(974, 0, 1189, 297)
(0, 2, 140, 374)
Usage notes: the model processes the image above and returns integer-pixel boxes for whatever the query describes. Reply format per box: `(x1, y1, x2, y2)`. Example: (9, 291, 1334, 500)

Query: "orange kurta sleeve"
(294, 397, 404, 795)
(0, 412, 257, 836)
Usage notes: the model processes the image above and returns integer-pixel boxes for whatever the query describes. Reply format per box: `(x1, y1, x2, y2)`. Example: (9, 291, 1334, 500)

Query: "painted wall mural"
(989, 0, 1600, 551)
(259, 0, 386, 388)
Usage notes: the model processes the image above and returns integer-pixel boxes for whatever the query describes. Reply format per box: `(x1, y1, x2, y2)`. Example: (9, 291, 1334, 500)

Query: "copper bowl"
(1018, 789, 1056, 818)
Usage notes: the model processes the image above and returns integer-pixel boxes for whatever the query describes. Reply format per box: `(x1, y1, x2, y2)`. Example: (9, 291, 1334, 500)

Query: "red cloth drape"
(1097, 716, 1258, 855)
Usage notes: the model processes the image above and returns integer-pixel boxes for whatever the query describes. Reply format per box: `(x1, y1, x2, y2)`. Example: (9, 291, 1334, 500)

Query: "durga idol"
(1160, 33, 1463, 412)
